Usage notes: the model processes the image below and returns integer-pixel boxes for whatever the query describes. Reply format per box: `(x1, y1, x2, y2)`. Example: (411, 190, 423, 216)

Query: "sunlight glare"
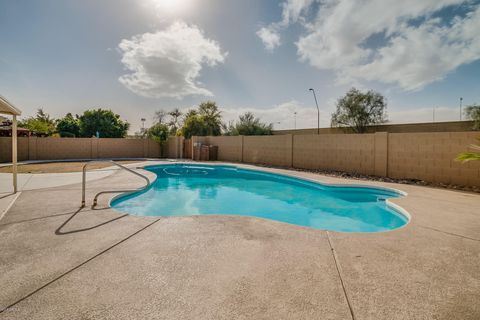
(150, 0, 192, 15)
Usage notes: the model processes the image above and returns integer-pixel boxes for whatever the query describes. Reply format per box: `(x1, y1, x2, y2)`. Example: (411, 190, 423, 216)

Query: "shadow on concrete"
(0, 211, 75, 227)
(55, 207, 128, 235)
(0, 192, 14, 200)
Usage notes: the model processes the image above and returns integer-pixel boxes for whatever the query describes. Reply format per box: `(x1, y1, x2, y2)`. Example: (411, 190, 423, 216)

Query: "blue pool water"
(111, 164, 409, 232)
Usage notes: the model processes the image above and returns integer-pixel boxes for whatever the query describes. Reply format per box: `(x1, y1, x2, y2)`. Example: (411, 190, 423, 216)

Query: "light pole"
(460, 97, 463, 121)
(294, 112, 297, 130)
(141, 118, 146, 137)
(309, 88, 320, 134)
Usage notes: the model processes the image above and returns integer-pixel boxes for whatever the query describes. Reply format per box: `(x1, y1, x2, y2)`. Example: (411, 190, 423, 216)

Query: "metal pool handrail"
(81, 160, 151, 208)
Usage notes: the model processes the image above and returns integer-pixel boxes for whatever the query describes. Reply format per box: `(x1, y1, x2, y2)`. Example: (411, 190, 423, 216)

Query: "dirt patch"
(0, 161, 140, 174)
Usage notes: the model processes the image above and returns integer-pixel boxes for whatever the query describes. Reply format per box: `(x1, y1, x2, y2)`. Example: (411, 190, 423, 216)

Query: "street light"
(460, 97, 463, 121)
(294, 111, 297, 130)
(309, 88, 320, 134)
(141, 118, 146, 138)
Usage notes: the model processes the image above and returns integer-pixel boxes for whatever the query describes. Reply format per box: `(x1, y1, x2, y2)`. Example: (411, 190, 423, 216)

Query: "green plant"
(179, 101, 223, 138)
(456, 138, 480, 162)
(19, 108, 56, 136)
(78, 108, 129, 138)
(147, 123, 169, 143)
(464, 105, 480, 130)
(224, 112, 273, 136)
(198, 101, 222, 136)
(331, 88, 387, 133)
(56, 113, 80, 137)
(180, 114, 209, 138)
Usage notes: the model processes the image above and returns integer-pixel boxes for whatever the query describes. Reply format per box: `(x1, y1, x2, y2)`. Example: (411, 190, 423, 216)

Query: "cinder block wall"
(0, 137, 161, 162)
(192, 131, 480, 187)
(273, 121, 476, 135)
(35, 138, 93, 160)
(0, 137, 29, 162)
(164, 136, 184, 159)
(206, 136, 243, 162)
(388, 132, 480, 186)
(243, 135, 293, 167)
(293, 134, 376, 175)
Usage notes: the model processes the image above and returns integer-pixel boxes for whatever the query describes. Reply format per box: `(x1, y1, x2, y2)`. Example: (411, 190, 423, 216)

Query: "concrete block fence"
(1, 132, 478, 187)
(0, 137, 162, 162)
(191, 132, 480, 187)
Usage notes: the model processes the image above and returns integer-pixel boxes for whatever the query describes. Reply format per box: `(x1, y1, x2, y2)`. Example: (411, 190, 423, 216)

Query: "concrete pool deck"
(0, 161, 479, 319)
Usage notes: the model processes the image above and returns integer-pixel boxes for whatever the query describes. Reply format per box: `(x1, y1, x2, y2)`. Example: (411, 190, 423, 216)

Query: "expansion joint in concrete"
(326, 231, 356, 320)
(0, 218, 160, 314)
(418, 225, 480, 242)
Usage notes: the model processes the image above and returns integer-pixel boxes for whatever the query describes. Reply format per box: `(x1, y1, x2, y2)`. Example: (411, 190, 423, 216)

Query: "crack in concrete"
(418, 225, 480, 242)
(326, 231, 356, 320)
(0, 218, 160, 314)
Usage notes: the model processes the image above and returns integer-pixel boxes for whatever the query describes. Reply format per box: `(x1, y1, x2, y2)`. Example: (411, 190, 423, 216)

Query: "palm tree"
(456, 138, 480, 162)
(168, 108, 183, 135)
(154, 110, 168, 124)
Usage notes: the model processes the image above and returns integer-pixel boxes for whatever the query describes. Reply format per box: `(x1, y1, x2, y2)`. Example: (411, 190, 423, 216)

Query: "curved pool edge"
(141, 162, 409, 196)
(108, 162, 412, 232)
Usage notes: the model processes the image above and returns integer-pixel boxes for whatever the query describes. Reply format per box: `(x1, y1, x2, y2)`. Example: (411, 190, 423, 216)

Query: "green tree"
(198, 101, 222, 136)
(224, 112, 273, 136)
(180, 114, 209, 139)
(78, 108, 129, 138)
(464, 105, 480, 130)
(168, 108, 183, 135)
(19, 108, 56, 136)
(56, 113, 80, 137)
(147, 123, 169, 143)
(331, 88, 387, 133)
(179, 101, 223, 138)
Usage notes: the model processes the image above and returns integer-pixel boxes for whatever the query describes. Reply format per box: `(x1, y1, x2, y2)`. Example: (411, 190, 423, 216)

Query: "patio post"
(12, 114, 18, 193)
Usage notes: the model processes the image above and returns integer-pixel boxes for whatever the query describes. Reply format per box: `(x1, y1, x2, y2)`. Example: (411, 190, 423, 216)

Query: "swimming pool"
(111, 164, 409, 232)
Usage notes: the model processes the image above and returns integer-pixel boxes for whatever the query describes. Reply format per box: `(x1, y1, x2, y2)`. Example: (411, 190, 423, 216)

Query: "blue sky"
(1, 0, 479, 132)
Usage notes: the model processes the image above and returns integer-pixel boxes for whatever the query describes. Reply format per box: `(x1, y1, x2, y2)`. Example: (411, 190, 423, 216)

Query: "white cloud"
(219, 101, 332, 130)
(263, 0, 480, 90)
(256, 0, 314, 50)
(280, 0, 315, 25)
(389, 106, 462, 123)
(219, 103, 463, 130)
(256, 27, 281, 51)
(118, 21, 226, 99)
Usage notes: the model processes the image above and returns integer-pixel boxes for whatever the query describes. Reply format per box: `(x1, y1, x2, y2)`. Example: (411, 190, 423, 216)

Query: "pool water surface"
(111, 164, 409, 232)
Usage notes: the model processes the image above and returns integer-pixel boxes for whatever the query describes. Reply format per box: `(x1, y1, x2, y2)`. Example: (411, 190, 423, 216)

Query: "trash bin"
(209, 145, 218, 161)
(193, 142, 202, 161)
(197, 144, 218, 161)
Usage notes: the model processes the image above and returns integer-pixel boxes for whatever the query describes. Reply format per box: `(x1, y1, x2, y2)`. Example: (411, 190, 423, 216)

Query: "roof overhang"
(0, 95, 22, 116)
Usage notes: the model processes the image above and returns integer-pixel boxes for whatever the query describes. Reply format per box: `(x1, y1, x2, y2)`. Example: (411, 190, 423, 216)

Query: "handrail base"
(81, 160, 151, 208)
